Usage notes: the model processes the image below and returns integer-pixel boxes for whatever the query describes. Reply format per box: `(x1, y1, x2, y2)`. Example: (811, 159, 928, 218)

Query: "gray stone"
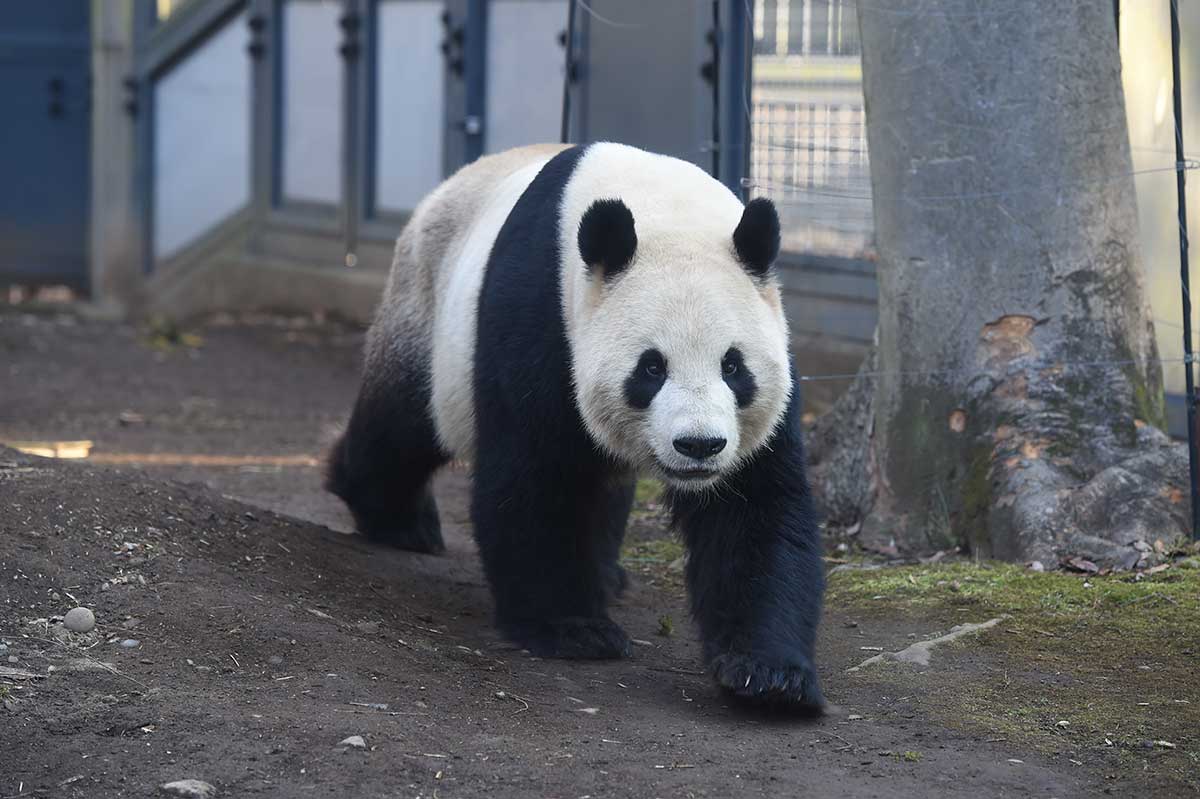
(338, 735, 367, 750)
(64, 607, 95, 633)
(120, 639, 140, 649)
(159, 779, 216, 798)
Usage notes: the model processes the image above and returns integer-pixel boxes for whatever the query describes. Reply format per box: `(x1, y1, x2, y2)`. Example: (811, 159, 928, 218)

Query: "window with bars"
(751, 0, 872, 258)
(754, 0, 861, 58)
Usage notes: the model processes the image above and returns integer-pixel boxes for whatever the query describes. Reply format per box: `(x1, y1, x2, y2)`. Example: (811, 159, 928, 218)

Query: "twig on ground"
(333, 707, 427, 716)
(21, 635, 148, 689)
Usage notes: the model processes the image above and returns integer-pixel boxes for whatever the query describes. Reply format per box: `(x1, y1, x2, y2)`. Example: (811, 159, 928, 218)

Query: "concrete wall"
(89, 0, 140, 313)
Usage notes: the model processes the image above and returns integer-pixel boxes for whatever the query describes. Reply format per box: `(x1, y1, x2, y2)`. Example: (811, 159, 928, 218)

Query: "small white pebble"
(64, 607, 95, 633)
(159, 778, 216, 798)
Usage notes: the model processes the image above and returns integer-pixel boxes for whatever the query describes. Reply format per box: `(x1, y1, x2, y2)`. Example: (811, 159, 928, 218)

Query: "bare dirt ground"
(0, 309, 1162, 797)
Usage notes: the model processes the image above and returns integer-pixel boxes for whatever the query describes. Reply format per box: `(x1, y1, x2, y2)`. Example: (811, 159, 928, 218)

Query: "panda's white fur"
(387, 142, 790, 492)
(430, 157, 557, 457)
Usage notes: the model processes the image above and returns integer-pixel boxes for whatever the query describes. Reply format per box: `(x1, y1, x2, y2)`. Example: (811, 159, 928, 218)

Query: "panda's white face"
(571, 246, 791, 493)
(558, 145, 792, 492)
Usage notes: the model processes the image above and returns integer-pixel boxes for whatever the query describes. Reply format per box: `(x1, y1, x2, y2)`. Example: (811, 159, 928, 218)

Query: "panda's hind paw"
(505, 616, 632, 660)
(711, 653, 825, 715)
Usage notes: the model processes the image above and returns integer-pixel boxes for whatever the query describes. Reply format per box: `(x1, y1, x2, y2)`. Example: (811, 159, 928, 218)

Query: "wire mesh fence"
(749, 0, 873, 258)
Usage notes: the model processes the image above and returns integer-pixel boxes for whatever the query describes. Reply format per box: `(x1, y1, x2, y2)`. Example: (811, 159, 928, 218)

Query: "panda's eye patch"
(722, 348, 757, 409)
(625, 349, 667, 409)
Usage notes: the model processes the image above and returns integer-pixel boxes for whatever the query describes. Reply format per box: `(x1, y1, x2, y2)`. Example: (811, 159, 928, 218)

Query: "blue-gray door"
(0, 4, 91, 289)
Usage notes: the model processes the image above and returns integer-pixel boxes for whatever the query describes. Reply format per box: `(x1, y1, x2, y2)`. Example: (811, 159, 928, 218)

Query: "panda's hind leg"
(598, 475, 636, 600)
(326, 359, 449, 555)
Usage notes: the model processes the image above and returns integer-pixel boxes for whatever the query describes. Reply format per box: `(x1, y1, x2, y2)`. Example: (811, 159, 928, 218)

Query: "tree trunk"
(809, 0, 1191, 567)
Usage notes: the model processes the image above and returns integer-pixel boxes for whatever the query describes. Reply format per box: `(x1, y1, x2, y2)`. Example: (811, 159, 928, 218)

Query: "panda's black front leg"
(669, 383, 825, 712)
(471, 443, 634, 660)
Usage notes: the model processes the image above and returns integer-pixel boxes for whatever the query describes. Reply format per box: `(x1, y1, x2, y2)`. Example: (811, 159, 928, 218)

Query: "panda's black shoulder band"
(578, 198, 638, 281)
(733, 197, 781, 278)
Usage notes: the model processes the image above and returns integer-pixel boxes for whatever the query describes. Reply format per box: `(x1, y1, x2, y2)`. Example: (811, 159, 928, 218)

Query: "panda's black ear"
(733, 197, 781, 278)
(578, 199, 637, 281)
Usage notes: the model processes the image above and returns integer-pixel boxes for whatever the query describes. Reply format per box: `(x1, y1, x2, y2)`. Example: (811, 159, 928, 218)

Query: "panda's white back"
(428, 156, 558, 458)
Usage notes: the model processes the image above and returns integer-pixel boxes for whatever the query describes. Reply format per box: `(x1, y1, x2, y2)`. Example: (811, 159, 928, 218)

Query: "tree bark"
(809, 0, 1190, 567)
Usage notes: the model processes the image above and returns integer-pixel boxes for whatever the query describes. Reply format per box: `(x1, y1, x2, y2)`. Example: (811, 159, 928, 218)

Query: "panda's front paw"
(711, 653, 825, 714)
(504, 616, 632, 660)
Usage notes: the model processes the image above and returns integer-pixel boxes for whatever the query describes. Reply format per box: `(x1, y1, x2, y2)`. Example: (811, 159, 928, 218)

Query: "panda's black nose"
(673, 436, 727, 460)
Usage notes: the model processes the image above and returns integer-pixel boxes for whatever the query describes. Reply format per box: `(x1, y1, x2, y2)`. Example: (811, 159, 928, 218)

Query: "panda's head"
(569, 195, 791, 492)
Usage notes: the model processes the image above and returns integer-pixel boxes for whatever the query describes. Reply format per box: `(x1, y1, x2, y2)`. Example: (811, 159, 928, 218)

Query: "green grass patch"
(831, 562, 1200, 793)
(829, 561, 1200, 628)
(621, 537, 683, 565)
(620, 537, 684, 591)
(634, 478, 664, 507)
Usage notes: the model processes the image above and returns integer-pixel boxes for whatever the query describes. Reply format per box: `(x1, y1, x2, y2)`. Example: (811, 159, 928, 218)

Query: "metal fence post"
(247, 0, 274, 230)
(1169, 0, 1200, 541)
(463, 0, 487, 162)
(560, 0, 577, 144)
(339, 0, 365, 267)
(719, 0, 753, 201)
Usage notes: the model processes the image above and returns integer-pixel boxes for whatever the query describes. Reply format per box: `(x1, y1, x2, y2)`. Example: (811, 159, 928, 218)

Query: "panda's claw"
(711, 653, 825, 714)
(505, 616, 632, 660)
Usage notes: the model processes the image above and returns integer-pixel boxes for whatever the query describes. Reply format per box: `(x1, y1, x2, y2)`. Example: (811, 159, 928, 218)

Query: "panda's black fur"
(329, 144, 825, 710)
(470, 146, 637, 657)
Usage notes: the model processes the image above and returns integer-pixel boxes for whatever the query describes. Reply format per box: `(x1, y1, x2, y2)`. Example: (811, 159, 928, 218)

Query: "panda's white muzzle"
(648, 381, 739, 488)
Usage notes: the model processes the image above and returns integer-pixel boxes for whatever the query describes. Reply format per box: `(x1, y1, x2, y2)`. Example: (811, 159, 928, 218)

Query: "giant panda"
(327, 142, 825, 709)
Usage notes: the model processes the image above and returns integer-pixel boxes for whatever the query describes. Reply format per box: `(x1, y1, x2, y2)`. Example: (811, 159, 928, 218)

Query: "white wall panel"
(485, 0, 566, 154)
(376, 0, 445, 213)
(153, 11, 251, 260)
(282, 0, 343, 205)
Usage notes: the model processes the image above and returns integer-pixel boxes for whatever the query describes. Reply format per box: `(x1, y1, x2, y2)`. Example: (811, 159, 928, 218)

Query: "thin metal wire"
(797, 355, 1197, 384)
(574, 0, 640, 29)
(746, 160, 1200, 202)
